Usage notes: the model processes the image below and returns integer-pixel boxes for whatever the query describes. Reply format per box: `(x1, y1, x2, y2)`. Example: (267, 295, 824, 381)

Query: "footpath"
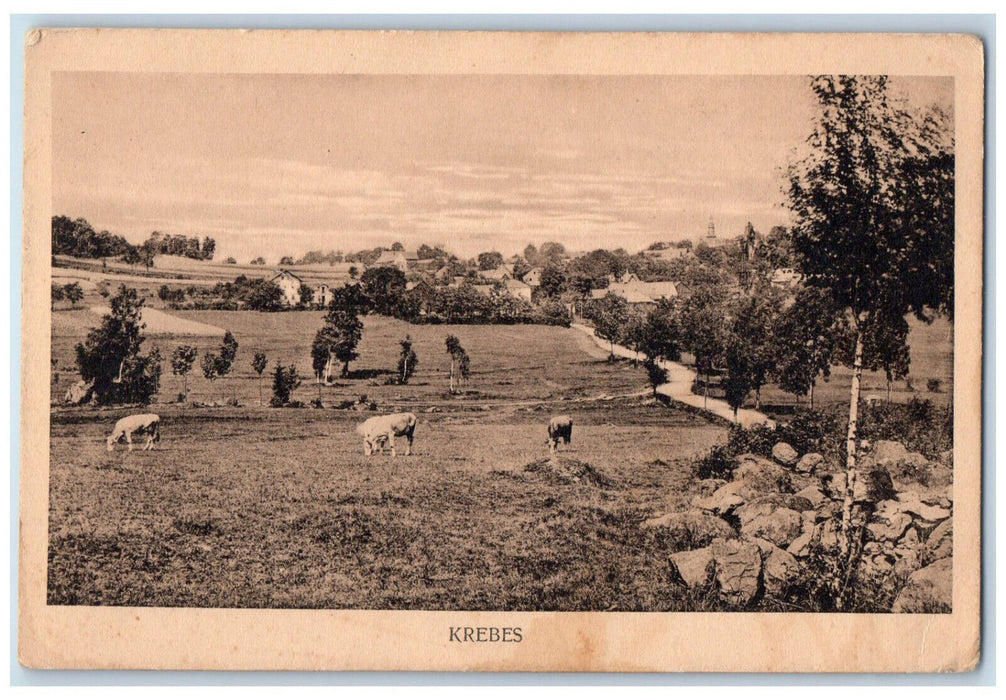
(570, 323, 775, 429)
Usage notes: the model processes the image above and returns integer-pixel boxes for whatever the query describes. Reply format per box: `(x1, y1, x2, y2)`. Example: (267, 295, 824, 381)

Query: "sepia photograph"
(19, 30, 983, 672)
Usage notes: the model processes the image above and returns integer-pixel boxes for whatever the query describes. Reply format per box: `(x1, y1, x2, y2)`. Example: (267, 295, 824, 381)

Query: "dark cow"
(547, 415, 573, 453)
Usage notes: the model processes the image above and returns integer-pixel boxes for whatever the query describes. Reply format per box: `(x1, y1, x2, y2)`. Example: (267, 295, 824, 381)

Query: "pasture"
(47, 286, 954, 610)
(49, 307, 728, 609)
(49, 400, 725, 609)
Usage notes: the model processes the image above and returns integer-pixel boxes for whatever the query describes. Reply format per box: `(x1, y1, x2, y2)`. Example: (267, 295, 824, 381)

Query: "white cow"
(107, 413, 161, 452)
(356, 412, 417, 457)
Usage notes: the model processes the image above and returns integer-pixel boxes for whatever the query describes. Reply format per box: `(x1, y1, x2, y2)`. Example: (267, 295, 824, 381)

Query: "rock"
(642, 509, 737, 544)
(815, 500, 843, 521)
(772, 442, 799, 467)
(761, 544, 801, 597)
(711, 538, 762, 606)
(669, 547, 715, 588)
(939, 448, 953, 466)
(794, 485, 828, 509)
(820, 472, 847, 500)
(823, 468, 896, 504)
(886, 452, 936, 490)
(795, 452, 824, 474)
(735, 495, 814, 526)
(734, 453, 794, 494)
(695, 478, 727, 498)
(787, 530, 815, 558)
(923, 518, 953, 565)
(741, 507, 804, 548)
(819, 519, 841, 550)
(926, 464, 954, 488)
(63, 379, 93, 405)
(866, 512, 914, 542)
(892, 558, 952, 613)
(693, 481, 747, 515)
(896, 492, 952, 523)
(871, 440, 910, 465)
(901, 527, 920, 547)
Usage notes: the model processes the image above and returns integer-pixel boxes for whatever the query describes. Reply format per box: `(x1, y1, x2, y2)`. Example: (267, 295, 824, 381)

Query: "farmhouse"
(373, 249, 420, 273)
(470, 278, 533, 304)
(522, 268, 542, 287)
(591, 279, 679, 307)
(269, 270, 303, 306)
(316, 283, 334, 308)
(482, 263, 515, 281)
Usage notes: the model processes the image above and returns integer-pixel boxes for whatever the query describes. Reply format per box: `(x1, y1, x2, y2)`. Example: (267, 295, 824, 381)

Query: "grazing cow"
(547, 415, 573, 453)
(356, 412, 417, 457)
(107, 413, 161, 452)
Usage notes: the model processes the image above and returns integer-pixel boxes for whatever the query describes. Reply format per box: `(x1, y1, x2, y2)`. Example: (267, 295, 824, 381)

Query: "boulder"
(814, 500, 843, 521)
(866, 511, 914, 542)
(871, 440, 910, 465)
(741, 507, 804, 548)
(692, 481, 747, 515)
(733, 453, 794, 494)
(820, 471, 848, 500)
(711, 538, 762, 606)
(695, 478, 727, 498)
(772, 442, 799, 467)
(795, 452, 824, 474)
(669, 547, 715, 588)
(819, 518, 841, 550)
(891, 557, 952, 613)
(63, 379, 93, 405)
(822, 469, 896, 504)
(735, 495, 814, 526)
(794, 485, 828, 509)
(642, 509, 737, 544)
(896, 492, 952, 523)
(923, 518, 953, 565)
(761, 543, 802, 597)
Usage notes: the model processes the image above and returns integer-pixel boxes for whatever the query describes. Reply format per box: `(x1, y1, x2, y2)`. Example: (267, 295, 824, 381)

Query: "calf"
(356, 412, 417, 457)
(107, 413, 161, 452)
(547, 415, 573, 453)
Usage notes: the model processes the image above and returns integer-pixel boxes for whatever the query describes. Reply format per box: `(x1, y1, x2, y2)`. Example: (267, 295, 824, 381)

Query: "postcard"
(19, 29, 983, 671)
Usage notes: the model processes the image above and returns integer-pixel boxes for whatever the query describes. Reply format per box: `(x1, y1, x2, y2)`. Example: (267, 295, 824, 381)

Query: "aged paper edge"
(18, 29, 984, 673)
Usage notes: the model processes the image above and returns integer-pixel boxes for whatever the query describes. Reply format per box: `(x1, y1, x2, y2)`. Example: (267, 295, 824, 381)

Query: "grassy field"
(49, 398, 725, 609)
(47, 279, 954, 610)
(49, 304, 732, 609)
(52, 308, 654, 408)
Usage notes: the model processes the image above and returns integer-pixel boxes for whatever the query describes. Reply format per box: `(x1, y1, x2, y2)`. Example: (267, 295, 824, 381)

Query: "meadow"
(47, 282, 954, 609)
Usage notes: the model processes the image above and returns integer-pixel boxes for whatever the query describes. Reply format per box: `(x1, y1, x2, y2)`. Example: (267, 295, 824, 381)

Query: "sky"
(52, 73, 953, 263)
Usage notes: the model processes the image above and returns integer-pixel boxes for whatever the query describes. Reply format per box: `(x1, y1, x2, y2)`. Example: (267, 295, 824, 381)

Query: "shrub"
(927, 378, 942, 393)
(74, 285, 162, 405)
(726, 422, 777, 459)
(859, 398, 952, 460)
(725, 408, 841, 462)
(693, 444, 738, 480)
(271, 363, 302, 406)
(534, 299, 573, 327)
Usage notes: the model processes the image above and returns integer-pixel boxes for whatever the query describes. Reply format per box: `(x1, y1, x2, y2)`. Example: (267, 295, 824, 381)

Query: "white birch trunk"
(840, 320, 865, 559)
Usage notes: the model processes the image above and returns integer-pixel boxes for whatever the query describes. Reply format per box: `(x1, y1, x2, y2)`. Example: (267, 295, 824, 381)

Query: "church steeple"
(707, 215, 716, 239)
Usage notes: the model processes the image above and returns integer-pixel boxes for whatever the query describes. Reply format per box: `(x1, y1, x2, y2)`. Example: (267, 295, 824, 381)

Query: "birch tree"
(786, 76, 953, 573)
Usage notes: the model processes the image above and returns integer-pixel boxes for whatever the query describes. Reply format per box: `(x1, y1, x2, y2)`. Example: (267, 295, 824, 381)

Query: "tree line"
(52, 216, 216, 265)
